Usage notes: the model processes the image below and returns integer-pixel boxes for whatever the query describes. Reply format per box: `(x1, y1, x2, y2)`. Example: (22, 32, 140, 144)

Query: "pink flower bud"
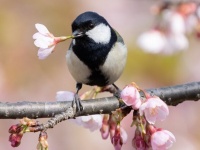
(8, 124, 22, 133)
(111, 126, 121, 150)
(151, 130, 176, 150)
(121, 85, 141, 110)
(9, 133, 23, 147)
(146, 124, 157, 135)
(111, 125, 128, 150)
(139, 97, 169, 124)
(100, 115, 110, 139)
(132, 128, 148, 150)
(100, 123, 109, 139)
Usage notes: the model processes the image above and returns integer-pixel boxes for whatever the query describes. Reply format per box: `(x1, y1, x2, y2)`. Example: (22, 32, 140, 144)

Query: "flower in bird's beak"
(33, 23, 69, 59)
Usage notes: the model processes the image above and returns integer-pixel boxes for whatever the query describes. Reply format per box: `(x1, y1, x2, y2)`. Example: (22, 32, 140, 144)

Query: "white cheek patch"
(86, 23, 111, 44)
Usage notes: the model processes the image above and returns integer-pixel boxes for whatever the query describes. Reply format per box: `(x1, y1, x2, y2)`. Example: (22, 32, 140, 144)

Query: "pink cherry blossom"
(120, 85, 141, 110)
(151, 130, 176, 150)
(33, 23, 68, 59)
(139, 97, 169, 124)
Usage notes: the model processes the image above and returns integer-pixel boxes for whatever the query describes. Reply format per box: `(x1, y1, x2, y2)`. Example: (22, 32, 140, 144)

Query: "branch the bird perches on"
(0, 82, 200, 119)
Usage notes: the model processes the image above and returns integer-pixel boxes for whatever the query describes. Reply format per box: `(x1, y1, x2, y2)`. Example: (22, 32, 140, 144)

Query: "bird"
(66, 11, 127, 111)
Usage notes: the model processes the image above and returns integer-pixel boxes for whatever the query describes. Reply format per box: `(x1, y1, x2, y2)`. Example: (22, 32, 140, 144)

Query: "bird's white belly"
(66, 50, 91, 84)
(100, 42, 127, 84)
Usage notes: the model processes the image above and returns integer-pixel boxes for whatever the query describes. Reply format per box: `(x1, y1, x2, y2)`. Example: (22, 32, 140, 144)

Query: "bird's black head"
(71, 11, 114, 45)
(72, 11, 109, 35)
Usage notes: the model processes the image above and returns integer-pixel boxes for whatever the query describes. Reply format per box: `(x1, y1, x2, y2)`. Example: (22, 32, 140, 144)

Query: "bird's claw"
(72, 94, 83, 112)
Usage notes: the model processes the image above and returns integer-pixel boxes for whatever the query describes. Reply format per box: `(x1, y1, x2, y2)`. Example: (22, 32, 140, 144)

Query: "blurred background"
(0, 0, 200, 149)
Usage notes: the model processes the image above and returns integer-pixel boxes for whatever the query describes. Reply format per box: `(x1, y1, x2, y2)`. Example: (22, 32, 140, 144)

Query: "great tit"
(66, 11, 127, 111)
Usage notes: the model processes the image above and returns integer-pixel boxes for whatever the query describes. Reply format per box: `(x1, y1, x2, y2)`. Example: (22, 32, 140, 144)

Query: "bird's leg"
(112, 83, 121, 99)
(72, 83, 83, 112)
(113, 83, 129, 109)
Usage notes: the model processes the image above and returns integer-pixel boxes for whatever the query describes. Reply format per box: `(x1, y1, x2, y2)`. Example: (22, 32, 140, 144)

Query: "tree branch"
(0, 82, 200, 119)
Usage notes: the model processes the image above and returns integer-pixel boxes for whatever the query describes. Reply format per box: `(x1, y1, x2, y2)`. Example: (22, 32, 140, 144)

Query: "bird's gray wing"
(113, 28, 124, 44)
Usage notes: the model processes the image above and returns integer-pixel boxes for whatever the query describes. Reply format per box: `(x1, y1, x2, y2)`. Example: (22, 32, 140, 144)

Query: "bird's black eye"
(88, 23, 95, 29)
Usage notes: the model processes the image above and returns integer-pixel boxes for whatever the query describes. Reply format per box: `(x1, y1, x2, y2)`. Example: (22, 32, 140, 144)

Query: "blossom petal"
(132, 99, 142, 110)
(37, 46, 55, 60)
(120, 127, 128, 144)
(34, 38, 49, 49)
(33, 32, 42, 39)
(81, 116, 92, 122)
(35, 23, 50, 35)
(144, 109, 157, 124)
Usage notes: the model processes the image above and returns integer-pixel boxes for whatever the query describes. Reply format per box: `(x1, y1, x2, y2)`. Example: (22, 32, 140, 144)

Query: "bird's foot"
(112, 84, 121, 99)
(72, 94, 83, 112)
(113, 88, 122, 99)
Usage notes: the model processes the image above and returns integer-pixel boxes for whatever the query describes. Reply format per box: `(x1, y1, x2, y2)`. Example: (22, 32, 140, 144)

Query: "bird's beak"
(72, 30, 84, 38)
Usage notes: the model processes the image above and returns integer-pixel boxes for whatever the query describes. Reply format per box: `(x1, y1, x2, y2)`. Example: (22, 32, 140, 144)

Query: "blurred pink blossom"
(74, 115, 102, 132)
(120, 85, 141, 109)
(165, 11, 186, 34)
(56, 91, 75, 102)
(56, 91, 102, 131)
(139, 97, 169, 124)
(151, 130, 176, 150)
(197, 6, 200, 18)
(137, 2, 200, 54)
(137, 30, 167, 54)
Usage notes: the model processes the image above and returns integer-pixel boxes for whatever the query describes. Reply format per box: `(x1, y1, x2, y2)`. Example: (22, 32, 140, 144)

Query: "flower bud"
(121, 85, 141, 110)
(9, 133, 23, 147)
